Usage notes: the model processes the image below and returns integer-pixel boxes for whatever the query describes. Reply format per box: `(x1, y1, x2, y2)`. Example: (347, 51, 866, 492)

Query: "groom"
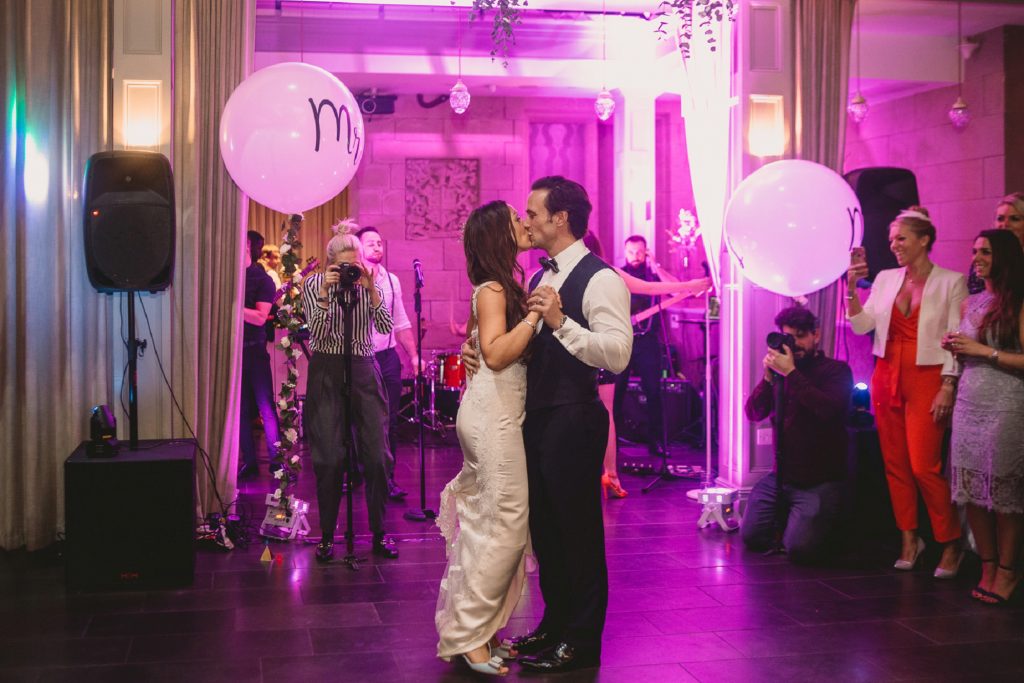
(510, 176, 632, 671)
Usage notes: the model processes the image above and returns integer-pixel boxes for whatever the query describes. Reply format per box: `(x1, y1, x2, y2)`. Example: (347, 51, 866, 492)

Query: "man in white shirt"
(510, 176, 632, 672)
(358, 226, 420, 500)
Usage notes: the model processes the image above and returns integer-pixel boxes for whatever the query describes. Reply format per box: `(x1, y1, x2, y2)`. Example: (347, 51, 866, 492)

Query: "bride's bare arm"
(476, 283, 541, 371)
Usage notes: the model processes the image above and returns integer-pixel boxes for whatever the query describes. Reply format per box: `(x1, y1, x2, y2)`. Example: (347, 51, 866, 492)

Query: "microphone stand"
(338, 284, 363, 570)
(404, 267, 436, 522)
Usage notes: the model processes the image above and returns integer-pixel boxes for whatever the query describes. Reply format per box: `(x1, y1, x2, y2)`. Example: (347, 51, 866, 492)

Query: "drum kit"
(400, 349, 466, 436)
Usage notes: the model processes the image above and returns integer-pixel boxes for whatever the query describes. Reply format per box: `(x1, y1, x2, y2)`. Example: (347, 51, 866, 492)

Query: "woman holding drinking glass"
(944, 230, 1024, 604)
(847, 207, 967, 577)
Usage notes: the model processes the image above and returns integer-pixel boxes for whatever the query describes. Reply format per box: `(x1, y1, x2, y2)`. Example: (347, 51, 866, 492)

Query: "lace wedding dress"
(435, 282, 530, 659)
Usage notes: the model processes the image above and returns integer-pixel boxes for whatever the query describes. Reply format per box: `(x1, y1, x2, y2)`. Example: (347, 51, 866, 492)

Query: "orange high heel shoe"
(602, 473, 628, 499)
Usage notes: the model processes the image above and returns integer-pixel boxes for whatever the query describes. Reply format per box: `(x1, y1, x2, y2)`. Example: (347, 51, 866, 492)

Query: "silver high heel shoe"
(894, 537, 926, 571)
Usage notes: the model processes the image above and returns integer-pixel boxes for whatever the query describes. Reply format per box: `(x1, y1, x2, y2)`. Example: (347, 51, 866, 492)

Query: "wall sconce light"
(123, 80, 162, 149)
(747, 95, 784, 157)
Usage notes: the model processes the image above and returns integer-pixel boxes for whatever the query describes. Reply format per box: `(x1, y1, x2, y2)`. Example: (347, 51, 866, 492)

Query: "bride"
(435, 200, 553, 676)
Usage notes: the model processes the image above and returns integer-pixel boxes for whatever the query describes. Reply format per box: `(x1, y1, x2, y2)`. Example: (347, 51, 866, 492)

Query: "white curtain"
(1, 0, 114, 550)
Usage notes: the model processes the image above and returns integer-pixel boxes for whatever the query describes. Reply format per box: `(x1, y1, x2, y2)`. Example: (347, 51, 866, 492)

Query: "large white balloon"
(724, 160, 863, 297)
(219, 63, 364, 214)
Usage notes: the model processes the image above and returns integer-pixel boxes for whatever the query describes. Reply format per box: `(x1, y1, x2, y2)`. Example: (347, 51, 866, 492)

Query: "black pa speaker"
(619, 379, 702, 445)
(843, 167, 919, 282)
(65, 439, 196, 590)
(83, 151, 175, 293)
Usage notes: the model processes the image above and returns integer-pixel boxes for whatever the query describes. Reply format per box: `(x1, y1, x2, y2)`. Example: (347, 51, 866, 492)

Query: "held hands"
(527, 285, 563, 329)
(763, 344, 796, 379)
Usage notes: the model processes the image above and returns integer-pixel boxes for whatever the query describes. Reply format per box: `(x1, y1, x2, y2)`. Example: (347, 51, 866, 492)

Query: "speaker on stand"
(843, 167, 919, 282)
(83, 151, 176, 448)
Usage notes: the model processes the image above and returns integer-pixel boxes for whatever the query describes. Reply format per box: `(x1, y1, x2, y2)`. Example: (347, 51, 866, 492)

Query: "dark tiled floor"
(2, 437, 1022, 682)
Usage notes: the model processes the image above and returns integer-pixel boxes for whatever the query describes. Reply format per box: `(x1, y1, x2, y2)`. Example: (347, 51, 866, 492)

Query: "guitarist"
(612, 235, 672, 458)
(240, 230, 281, 480)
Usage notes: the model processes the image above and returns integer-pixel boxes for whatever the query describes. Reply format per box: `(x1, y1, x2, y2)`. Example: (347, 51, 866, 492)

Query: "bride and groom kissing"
(434, 176, 633, 674)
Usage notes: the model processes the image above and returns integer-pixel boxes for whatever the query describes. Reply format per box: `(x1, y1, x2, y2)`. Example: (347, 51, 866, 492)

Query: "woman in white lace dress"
(944, 230, 1024, 605)
(435, 200, 551, 675)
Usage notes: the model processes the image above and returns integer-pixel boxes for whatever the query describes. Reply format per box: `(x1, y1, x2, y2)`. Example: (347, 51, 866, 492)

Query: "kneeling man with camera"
(742, 307, 852, 563)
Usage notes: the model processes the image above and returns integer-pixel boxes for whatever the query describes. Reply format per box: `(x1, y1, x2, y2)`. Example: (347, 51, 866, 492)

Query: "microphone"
(412, 258, 425, 288)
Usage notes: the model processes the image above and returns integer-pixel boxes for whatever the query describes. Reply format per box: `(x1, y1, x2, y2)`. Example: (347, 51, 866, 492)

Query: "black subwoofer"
(618, 379, 702, 445)
(83, 151, 175, 292)
(64, 439, 196, 590)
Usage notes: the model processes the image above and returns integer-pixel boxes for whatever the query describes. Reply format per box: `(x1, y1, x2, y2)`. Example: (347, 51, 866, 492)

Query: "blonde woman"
(301, 224, 398, 563)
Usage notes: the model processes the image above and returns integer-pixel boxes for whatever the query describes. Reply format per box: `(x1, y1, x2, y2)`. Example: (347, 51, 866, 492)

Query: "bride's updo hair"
(462, 200, 527, 333)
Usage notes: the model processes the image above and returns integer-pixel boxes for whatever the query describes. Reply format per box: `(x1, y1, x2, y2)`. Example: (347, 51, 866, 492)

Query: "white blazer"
(848, 265, 966, 376)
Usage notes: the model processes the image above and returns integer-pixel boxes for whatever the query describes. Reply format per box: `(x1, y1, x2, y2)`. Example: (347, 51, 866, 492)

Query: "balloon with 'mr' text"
(724, 159, 863, 298)
(219, 63, 363, 214)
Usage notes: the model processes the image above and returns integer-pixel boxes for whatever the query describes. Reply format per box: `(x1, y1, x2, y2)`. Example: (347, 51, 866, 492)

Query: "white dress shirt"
(370, 266, 412, 353)
(848, 264, 966, 376)
(534, 239, 632, 374)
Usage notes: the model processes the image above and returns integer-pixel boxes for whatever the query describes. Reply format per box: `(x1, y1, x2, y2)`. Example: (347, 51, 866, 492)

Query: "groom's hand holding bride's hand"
(528, 285, 563, 330)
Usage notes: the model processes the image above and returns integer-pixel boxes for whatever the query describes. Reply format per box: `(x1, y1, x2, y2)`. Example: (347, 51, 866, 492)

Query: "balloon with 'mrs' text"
(219, 63, 363, 214)
(724, 160, 863, 297)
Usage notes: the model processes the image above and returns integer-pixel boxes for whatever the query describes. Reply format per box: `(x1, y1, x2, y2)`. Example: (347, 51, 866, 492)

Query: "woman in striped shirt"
(302, 227, 398, 563)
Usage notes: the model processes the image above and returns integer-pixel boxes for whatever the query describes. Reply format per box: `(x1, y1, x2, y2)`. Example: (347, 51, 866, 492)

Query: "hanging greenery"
(470, 0, 527, 67)
(653, 0, 738, 59)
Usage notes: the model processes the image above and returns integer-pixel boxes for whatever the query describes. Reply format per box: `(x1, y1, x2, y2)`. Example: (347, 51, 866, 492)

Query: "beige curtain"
(793, 0, 855, 355)
(0, 0, 113, 550)
(248, 191, 350, 270)
(172, 0, 255, 517)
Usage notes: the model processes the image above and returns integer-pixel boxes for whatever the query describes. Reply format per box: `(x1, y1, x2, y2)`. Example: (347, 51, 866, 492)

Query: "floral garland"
(270, 217, 306, 512)
(667, 208, 702, 269)
(653, 0, 738, 59)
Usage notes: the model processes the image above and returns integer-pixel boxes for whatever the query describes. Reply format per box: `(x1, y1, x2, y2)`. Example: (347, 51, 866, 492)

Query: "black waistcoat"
(526, 252, 611, 411)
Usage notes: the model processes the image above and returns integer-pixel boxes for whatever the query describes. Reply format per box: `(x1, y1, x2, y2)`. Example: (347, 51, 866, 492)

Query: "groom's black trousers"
(524, 399, 610, 657)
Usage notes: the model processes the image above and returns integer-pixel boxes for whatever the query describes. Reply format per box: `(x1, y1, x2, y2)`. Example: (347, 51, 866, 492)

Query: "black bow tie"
(539, 256, 559, 273)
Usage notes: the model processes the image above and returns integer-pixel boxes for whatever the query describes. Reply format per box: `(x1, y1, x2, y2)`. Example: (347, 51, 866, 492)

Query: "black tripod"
(336, 284, 364, 570)
(404, 263, 436, 522)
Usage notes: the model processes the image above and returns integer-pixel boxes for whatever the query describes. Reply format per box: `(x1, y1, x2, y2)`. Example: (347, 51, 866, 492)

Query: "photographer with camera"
(741, 307, 852, 564)
(301, 227, 399, 562)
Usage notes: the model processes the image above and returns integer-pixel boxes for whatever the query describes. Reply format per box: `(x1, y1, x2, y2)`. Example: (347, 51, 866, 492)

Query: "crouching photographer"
(741, 307, 853, 564)
(301, 226, 399, 563)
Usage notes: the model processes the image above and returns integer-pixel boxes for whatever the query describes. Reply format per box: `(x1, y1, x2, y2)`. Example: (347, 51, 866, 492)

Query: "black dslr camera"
(329, 263, 363, 288)
(766, 331, 796, 354)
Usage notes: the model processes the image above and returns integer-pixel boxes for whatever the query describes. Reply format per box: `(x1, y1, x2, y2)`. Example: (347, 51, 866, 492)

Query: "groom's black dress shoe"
(518, 642, 599, 672)
(507, 629, 554, 656)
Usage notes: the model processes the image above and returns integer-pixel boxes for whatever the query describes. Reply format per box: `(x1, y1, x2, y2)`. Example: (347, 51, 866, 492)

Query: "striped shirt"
(303, 272, 394, 356)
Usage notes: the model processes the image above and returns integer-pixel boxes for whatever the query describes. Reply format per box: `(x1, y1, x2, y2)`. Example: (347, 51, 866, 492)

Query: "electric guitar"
(272, 257, 320, 304)
(630, 292, 692, 328)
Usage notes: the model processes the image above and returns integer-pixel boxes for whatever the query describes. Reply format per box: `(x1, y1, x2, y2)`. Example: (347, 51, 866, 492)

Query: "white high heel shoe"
(894, 537, 926, 571)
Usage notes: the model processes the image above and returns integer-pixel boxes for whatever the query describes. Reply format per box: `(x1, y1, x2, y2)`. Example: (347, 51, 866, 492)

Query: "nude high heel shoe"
(602, 473, 628, 499)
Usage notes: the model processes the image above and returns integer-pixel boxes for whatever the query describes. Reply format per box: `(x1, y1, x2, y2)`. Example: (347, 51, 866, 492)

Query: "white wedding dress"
(435, 282, 530, 659)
